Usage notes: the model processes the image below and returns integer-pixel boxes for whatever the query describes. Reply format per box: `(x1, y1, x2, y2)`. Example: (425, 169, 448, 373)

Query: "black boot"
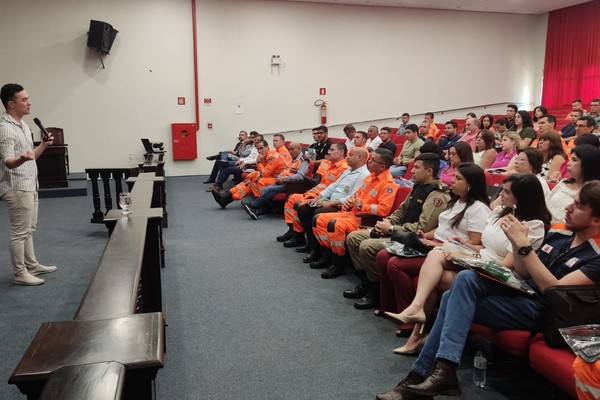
(283, 232, 306, 248)
(212, 189, 234, 209)
(303, 240, 322, 263)
(276, 225, 294, 242)
(343, 271, 368, 299)
(295, 235, 312, 253)
(354, 281, 380, 309)
(321, 254, 345, 279)
(376, 371, 430, 400)
(206, 154, 220, 161)
(309, 248, 331, 269)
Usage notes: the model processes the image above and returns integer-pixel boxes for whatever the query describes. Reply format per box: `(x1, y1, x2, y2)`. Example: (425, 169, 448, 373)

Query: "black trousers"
(297, 204, 339, 241)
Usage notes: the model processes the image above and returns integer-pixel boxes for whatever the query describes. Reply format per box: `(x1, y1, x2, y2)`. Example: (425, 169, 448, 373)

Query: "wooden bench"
(39, 362, 126, 400)
(9, 313, 164, 400)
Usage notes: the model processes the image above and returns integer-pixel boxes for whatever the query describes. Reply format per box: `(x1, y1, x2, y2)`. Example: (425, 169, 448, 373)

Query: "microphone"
(33, 117, 50, 141)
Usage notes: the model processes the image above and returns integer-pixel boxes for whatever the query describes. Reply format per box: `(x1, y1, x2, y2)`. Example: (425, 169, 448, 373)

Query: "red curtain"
(541, 0, 600, 108)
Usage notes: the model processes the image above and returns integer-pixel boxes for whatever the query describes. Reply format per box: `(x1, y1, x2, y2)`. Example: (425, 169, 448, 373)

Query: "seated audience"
(309, 125, 332, 166)
(423, 112, 440, 140)
(398, 113, 410, 134)
(378, 127, 397, 155)
(204, 130, 250, 184)
(499, 148, 550, 196)
(311, 149, 398, 279)
(344, 153, 450, 309)
(457, 118, 479, 151)
(390, 124, 423, 177)
(537, 130, 567, 182)
(353, 130, 368, 149)
(342, 124, 356, 150)
(272, 133, 291, 167)
(587, 98, 600, 127)
(472, 129, 497, 170)
(554, 134, 600, 181)
(506, 104, 518, 130)
(210, 132, 263, 191)
(437, 121, 461, 152)
(510, 110, 536, 147)
(546, 144, 600, 222)
(439, 142, 473, 187)
(376, 181, 600, 400)
(374, 163, 490, 324)
(366, 125, 382, 152)
(562, 109, 583, 140)
(212, 139, 284, 208)
(480, 114, 495, 135)
(294, 148, 370, 258)
(564, 98, 586, 119)
(277, 143, 349, 247)
(493, 117, 508, 143)
(567, 116, 597, 154)
(532, 105, 548, 132)
(488, 131, 520, 170)
(241, 143, 310, 219)
(386, 174, 549, 356)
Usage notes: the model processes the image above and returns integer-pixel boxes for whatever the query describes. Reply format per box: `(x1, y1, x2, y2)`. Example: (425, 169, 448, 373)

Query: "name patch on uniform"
(369, 189, 378, 196)
(416, 199, 424, 204)
(565, 257, 579, 268)
(386, 187, 393, 194)
(327, 174, 335, 180)
(541, 244, 553, 253)
(343, 185, 350, 193)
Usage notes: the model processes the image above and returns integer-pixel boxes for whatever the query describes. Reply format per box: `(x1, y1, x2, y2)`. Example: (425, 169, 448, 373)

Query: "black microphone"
(33, 117, 50, 141)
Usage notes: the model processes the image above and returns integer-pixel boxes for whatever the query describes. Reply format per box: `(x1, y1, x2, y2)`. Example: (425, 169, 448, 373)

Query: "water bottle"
(473, 350, 487, 387)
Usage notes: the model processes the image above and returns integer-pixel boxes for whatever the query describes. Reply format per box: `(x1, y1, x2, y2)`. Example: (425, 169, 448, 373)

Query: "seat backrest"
(404, 161, 416, 180)
(392, 186, 412, 211)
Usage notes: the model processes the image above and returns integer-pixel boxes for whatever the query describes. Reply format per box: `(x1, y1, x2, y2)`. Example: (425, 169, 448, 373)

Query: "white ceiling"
(272, 0, 591, 14)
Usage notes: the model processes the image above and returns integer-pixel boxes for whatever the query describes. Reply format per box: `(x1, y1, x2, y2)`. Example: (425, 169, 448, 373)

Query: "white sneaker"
(28, 264, 58, 276)
(14, 272, 45, 286)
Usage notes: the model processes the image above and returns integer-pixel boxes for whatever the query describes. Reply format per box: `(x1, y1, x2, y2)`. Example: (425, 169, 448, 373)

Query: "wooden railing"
(9, 173, 166, 400)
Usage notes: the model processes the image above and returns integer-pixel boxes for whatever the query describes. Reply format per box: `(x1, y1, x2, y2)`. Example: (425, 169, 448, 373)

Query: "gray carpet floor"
(0, 176, 561, 399)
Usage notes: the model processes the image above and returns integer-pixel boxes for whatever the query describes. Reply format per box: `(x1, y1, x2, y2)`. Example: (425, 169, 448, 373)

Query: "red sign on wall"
(203, 98, 212, 105)
(319, 88, 326, 95)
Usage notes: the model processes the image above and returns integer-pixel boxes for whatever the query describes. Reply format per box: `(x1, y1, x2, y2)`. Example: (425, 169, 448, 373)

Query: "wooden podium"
(36, 145, 68, 188)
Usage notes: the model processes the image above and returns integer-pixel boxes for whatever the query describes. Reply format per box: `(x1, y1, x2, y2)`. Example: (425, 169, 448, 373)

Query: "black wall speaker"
(87, 20, 118, 54)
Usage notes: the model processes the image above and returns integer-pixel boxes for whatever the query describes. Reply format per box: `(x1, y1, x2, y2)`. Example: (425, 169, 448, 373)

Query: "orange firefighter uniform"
(313, 170, 398, 256)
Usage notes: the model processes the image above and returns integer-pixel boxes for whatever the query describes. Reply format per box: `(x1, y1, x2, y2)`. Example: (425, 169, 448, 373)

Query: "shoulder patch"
(433, 198, 444, 207)
(386, 187, 393, 194)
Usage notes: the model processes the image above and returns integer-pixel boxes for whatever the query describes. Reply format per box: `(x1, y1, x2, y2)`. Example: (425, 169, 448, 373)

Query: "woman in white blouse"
(386, 173, 551, 355)
(546, 144, 600, 223)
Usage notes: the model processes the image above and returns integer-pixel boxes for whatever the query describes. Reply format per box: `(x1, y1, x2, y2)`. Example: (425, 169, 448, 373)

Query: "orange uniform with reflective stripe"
(230, 149, 285, 200)
(251, 156, 304, 196)
(284, 159, 349, 231)
(277, 145, 291, 167)
(313, 170, 398, 256)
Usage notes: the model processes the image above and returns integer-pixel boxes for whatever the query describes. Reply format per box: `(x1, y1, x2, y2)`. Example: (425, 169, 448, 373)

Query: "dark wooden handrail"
(85, 168, 135, 223)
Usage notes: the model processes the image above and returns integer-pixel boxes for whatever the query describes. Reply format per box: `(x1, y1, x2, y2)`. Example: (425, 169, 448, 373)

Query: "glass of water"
(119, 192, 132, 215)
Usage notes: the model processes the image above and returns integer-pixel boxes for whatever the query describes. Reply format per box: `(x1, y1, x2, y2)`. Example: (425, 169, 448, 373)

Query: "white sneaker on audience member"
(28, 264, 57, 276)
(14, 272, 45, 286)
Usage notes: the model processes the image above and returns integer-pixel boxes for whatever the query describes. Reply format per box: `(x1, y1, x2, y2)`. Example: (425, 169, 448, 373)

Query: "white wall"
(0, 0, 547, 176)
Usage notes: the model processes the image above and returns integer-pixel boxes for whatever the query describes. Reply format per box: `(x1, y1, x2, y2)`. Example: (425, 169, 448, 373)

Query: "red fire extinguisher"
(315, 99, 327, 124)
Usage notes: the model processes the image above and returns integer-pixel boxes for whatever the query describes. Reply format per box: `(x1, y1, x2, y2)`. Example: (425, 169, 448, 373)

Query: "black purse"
(540, 285, 600, 348)
(390, 230, 433, 255)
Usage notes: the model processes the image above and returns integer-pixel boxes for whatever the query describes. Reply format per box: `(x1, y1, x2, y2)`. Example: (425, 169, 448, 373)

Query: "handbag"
(540, 285, 600, 348)
(390, 230, 432, 255)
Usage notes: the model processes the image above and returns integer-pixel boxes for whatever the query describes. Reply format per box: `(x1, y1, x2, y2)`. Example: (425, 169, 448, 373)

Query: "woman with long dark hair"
(546, 144, 600, 222)
(374, 164, 491, 341)
(473, 129, 497, 170)
(510, 110, 536, 147)
(385, 173, 550, 355)
(439, 141, 473, 186)
(537, 130, 567, 181)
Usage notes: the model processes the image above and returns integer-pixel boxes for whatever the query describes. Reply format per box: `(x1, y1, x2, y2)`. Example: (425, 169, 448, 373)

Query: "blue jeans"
(251, 184, 286, 209)
(216, 165, 242, 185)
(390, 165, 407, 177)
(412, 270, 542, 376)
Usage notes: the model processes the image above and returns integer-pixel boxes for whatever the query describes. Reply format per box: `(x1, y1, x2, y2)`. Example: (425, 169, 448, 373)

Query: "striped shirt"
(0, 113, 38, 195)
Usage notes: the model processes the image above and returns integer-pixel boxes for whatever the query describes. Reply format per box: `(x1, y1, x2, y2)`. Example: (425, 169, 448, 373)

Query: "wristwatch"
(518, 245, 534, 256)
